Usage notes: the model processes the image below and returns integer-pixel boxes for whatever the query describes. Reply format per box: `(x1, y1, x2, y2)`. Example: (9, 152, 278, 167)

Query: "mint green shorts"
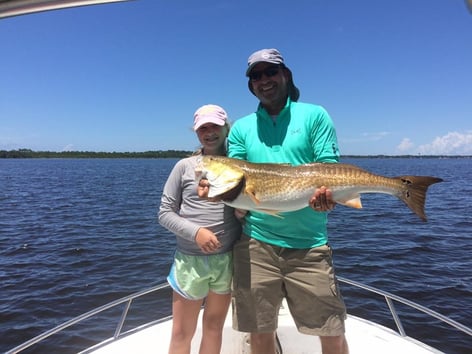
(167, 250, 233, 300)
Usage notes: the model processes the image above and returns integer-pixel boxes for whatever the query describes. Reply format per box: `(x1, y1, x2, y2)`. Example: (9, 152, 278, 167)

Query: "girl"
(158, 104, 241, 354)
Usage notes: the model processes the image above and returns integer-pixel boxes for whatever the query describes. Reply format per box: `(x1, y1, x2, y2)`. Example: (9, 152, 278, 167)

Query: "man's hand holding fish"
(309, 186, 336, 212)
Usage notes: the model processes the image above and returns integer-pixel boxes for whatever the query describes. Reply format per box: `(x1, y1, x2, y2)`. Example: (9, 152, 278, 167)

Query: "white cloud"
(397, 138, 414, 153)
(343, 131, 390, 144)
(61, 144, 75, 152)
(417, 131, 472, 155)
(362, 131, 390, 141)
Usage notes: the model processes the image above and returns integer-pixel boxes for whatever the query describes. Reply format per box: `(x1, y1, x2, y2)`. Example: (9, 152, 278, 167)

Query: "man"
(228, 48, 349, 354)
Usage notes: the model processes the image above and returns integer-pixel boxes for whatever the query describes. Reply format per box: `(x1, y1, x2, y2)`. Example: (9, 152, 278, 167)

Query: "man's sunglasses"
(248, 66, 281, 81)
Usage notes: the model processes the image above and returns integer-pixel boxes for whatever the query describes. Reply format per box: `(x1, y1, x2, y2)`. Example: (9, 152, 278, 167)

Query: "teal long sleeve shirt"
(228, 98, 340, 248)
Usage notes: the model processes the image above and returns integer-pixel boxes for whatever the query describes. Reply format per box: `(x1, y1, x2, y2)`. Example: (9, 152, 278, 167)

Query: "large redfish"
(195, 156, 443, 221)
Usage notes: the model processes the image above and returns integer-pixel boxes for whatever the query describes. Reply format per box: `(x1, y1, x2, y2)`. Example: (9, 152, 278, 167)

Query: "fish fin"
(243, 186, 283, 217)
(336, 196, 363, 209)
(395, 176, 443, 222)
(245, 185, 261, 205)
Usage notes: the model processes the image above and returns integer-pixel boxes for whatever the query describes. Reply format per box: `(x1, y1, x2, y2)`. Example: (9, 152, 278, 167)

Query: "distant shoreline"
(0, 149, 193, 159)
(0, 149, 470, 159)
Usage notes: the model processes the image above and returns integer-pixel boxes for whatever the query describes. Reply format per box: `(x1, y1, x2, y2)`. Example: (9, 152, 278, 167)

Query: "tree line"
(0, 149, 193, 158)
(1, 149, 469, 159)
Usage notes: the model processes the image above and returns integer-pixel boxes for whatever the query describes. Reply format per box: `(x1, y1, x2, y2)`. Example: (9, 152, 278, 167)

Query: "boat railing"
(6, 278, 472, 354)
(337, 276, 472, 337)
(6, 283, 171, 354)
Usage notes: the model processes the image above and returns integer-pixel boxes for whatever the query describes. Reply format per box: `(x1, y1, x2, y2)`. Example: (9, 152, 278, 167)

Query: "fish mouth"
(194, 167, 207, 181)
(194, 158, 206, 180)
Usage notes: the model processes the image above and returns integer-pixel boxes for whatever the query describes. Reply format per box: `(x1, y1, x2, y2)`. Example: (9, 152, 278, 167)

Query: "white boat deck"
(84, 301, 442, 354)
(9, 279, 469, 354)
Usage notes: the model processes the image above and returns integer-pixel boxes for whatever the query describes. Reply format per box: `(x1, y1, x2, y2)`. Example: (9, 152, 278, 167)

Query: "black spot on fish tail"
(397, 176, 443, 221)
(208, 176, 245, 203)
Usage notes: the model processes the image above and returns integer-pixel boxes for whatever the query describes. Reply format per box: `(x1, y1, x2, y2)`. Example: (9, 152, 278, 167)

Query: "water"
(0, 157, 471, 354)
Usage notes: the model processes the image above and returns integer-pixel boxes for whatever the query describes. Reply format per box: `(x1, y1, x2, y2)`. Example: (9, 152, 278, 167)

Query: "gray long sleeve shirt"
(158, 155, 241, 256)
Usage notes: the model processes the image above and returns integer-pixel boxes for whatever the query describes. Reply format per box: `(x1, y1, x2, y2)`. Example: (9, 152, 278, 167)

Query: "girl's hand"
(197, 178, 210, 198)
(195, 227, 221, 253)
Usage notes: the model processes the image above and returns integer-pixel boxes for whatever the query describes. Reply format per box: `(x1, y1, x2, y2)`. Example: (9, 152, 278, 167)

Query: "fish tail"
(396, 176, 443, 221)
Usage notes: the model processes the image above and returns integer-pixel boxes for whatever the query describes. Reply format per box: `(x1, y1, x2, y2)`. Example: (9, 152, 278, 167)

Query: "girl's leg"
(198, 291, 231, 354)
(168, 291, 204, 354)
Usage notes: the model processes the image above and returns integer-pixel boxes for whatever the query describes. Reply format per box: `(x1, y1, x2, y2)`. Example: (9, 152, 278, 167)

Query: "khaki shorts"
(232, 234, 346, 336)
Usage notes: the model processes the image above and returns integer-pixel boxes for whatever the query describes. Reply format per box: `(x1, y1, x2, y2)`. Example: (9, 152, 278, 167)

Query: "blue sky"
(1, 0, 471, 155)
